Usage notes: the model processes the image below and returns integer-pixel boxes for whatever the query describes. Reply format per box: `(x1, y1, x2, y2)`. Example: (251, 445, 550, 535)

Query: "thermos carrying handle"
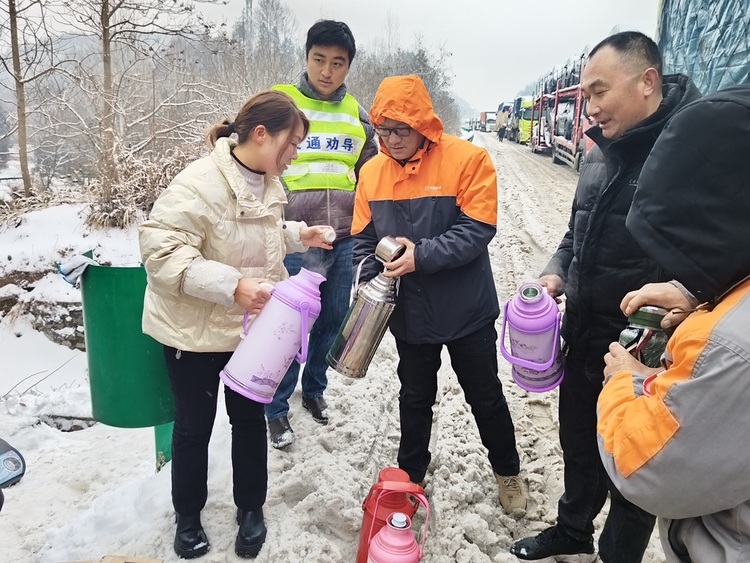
(295, 302, 310, 363)
(352, 254, 375, 302)
(241, 283, 276, 338)
(351, 254, 401, 303)
(362, 480, 423, 510)
(366, 482, 430, 557)
(499, 302, 561, 370)
(242, 312, 251, 338)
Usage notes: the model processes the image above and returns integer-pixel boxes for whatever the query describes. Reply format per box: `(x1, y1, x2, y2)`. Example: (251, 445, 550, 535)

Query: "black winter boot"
(235, 508, 267, 558)
(174, 513, 210, 559)
(302, 396, 329, 424)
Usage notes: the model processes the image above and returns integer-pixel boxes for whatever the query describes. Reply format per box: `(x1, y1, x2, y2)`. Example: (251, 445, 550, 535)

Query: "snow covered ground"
(0, 134, 666, 562)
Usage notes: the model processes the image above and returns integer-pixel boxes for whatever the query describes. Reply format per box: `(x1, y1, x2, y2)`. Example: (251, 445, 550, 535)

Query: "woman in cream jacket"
(139, 90, 332, 559)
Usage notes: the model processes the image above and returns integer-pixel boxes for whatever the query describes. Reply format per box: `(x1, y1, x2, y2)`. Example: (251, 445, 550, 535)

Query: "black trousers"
(164, 346, 267, 516)
(557, 356, 656, 563)
(394, 323, 520, 483)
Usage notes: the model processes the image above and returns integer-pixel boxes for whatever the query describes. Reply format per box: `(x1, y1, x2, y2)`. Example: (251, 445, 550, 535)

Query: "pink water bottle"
(219, 268, 325, 403)
(368, 512, 427, 563)
(500, 282, 564, 392)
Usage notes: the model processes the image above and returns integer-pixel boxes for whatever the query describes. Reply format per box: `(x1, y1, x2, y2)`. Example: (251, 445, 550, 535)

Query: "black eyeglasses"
(374, 126, 412, 138)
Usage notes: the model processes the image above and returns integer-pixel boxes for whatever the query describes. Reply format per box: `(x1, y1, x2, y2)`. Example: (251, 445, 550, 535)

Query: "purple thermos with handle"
(220, 268, 325, 403)
(500, 282, 564, 392)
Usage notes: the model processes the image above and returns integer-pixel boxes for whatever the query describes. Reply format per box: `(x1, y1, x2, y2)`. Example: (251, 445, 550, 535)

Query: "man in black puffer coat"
(510, 32, 701, 563)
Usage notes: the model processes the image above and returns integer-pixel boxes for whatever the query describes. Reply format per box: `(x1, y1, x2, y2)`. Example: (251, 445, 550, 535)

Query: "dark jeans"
(557, 356, 656, 563)
(265, 237, 353, 420)
(164, 346, 267, 515)
(394, 323, 520, 483)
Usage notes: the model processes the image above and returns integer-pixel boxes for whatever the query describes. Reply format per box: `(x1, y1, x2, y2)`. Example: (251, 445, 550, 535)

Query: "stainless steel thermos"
(326, 236, 405, 378)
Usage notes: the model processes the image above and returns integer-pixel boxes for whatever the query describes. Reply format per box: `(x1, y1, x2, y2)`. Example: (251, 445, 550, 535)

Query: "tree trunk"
(8, 0, 33, 197)
(100, 0, 116, 199)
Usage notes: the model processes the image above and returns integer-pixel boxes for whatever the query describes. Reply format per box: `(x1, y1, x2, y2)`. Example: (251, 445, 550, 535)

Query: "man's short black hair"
(306, 20, 356, 64)
(589, 31, 663, 78)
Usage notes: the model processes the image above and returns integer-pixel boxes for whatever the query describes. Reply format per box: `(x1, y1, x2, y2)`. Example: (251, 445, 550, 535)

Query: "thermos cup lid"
(627, 306, 669, 329)
(375, 236, 406, 263)
(378, 466, 411, 482)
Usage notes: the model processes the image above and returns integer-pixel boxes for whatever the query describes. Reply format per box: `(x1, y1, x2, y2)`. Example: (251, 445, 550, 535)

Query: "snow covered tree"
(0, 0, 72, 196)
(54, 0, 225, 202)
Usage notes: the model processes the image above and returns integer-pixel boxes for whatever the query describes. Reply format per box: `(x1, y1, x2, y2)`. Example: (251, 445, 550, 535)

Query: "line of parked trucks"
(528, 55, 594, 171)
(474, 53, 593, 172)
(474, 0, 748, 174)
(471, 97, 535, 143)
(468, 111, 498, 133)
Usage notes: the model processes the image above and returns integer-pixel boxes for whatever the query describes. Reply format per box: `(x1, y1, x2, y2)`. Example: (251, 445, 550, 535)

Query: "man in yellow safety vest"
(266, 20, 378, 449)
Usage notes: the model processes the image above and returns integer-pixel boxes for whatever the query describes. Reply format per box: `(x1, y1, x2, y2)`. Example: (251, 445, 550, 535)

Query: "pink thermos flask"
(367, 508, 429, 563)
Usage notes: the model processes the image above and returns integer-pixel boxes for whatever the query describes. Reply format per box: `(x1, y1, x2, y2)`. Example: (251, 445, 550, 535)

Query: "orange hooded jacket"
(351, 75, 499, 344)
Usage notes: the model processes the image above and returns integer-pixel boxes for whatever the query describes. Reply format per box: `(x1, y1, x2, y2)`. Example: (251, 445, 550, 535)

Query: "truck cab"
(507, 97, 533, 143)
(549, 84, 594, 171)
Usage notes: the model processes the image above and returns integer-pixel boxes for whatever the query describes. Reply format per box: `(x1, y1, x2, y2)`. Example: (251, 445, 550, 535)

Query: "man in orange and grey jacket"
(351, 74, 525, 513)
(598, 85, 750, 563)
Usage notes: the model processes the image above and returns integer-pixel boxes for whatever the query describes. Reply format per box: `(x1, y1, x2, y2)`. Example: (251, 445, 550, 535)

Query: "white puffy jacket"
(139, 137, 306, 352)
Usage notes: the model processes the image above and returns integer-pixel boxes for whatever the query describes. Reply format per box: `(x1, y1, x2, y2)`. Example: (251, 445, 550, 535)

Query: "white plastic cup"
(322, 229, 336, 244)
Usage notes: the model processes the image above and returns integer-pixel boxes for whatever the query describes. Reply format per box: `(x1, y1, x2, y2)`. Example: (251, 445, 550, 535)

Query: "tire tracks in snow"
(475, 132, 576, 300)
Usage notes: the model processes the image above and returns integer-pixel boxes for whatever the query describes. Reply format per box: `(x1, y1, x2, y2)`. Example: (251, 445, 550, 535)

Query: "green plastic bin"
(80, 262, 175, 428)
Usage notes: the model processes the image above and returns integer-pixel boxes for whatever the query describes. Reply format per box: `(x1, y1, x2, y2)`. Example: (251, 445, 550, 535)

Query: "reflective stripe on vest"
(273, 84, 366, 191)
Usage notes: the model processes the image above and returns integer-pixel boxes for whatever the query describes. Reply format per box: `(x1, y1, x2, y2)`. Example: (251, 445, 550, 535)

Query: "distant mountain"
(451, 92, 478, 121)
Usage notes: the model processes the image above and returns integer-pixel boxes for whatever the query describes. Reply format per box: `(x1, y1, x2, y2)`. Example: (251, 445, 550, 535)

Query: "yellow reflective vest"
(273, 83, 366, 191)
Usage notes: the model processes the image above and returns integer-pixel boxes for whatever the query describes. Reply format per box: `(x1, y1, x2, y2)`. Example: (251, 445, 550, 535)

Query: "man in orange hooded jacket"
(351, 74, 525, 512)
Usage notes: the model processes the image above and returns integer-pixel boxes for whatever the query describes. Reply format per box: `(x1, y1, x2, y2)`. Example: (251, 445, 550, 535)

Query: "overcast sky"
(206, 0, 660, 111)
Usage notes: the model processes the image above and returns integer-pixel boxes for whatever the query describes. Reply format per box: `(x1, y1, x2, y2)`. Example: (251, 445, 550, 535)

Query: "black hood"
(626, 85, 750, 303)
